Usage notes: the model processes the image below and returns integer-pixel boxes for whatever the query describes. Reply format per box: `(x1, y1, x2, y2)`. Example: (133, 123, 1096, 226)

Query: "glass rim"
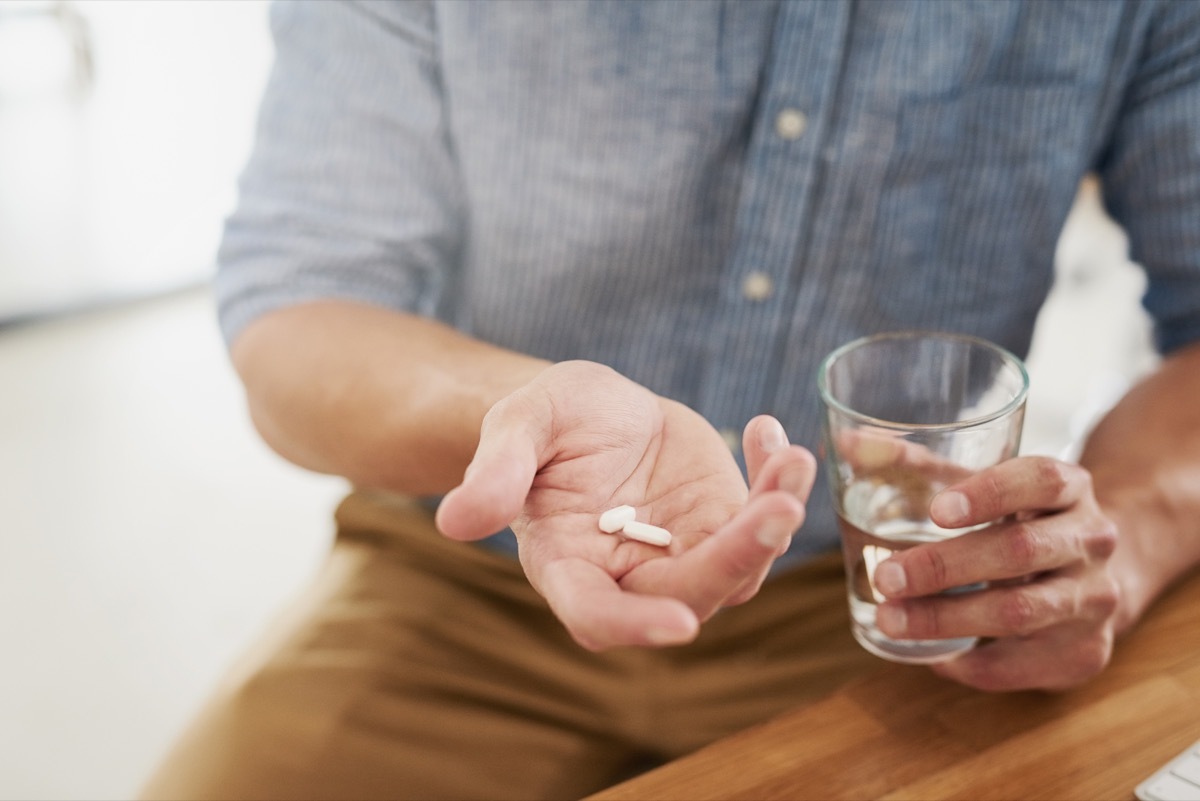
(816, 330, 1030, 432)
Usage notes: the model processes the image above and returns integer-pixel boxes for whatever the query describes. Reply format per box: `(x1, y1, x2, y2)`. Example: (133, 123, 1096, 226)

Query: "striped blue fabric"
(216, 0, 1200, 565)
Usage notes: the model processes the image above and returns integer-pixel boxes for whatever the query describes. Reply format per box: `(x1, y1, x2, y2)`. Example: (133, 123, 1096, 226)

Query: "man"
(143, 1, 1200, 799)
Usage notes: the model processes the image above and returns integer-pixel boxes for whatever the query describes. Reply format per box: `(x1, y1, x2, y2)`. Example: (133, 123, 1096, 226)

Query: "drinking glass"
(817, 331, 1029, 664)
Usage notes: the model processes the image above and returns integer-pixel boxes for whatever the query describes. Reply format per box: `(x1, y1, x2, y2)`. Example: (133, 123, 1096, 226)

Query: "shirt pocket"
(867, 82, 1094, 335)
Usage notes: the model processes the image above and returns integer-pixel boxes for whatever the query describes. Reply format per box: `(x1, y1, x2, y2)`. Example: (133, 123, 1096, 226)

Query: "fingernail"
(758, 418, 788, 454)
(757, 516, 795, 550)
(932, 490, 970, 526)
(873, 561, 907, 596)
(876, 603, 907, 635)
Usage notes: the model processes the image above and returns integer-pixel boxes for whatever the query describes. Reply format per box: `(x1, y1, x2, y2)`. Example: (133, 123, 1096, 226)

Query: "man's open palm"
(436, 361, 817, 650)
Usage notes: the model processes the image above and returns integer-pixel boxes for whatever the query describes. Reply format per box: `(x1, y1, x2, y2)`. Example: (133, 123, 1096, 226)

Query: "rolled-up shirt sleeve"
(1097, 0, 1200, 356)
(214, 0, 464, 346)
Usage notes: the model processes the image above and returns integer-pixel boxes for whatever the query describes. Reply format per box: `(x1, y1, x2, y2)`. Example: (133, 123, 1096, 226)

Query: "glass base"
(851, 623, 976, 665)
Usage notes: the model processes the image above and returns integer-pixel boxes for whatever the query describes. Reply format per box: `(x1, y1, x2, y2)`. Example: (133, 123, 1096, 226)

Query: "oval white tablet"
(620, 520, 672, 547)
(598, 505, 637, 534)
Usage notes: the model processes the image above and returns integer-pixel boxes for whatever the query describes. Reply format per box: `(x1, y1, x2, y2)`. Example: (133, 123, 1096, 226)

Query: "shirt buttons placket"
(774, 108, 808, 141)
(741, 271, 775, 302)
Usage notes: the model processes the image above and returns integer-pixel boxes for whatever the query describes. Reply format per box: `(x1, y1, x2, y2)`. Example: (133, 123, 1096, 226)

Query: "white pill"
(598, 505, 637, 533)
(620, 520, 672, 547)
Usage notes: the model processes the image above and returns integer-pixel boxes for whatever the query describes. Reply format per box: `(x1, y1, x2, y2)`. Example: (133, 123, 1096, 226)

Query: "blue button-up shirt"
(217, 0, 1200, 564)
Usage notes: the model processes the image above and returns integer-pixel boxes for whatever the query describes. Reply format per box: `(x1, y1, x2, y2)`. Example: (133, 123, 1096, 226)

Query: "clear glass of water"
(817, 331, 1029, 664)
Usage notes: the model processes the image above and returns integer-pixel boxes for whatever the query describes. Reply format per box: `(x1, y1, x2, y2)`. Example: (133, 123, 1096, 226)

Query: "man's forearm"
(230, 301, 551, 496)
(1079, 340, 1200, 633)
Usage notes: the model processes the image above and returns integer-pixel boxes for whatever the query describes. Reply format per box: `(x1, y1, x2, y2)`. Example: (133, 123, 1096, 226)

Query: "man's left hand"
(872, 456, 1121, 691)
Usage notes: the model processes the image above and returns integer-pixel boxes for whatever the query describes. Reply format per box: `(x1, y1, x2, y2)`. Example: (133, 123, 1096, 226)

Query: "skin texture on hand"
(871, 456, 1120, 692)
(436, 361, 817, 651)
(866, 341, 1200, 693)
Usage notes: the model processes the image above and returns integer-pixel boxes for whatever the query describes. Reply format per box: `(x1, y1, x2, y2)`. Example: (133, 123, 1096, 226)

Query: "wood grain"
(589, 569, 1200, 801)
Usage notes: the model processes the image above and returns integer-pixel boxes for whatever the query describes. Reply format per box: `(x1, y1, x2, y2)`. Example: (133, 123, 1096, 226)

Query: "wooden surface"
(589, 570, 1200, 801)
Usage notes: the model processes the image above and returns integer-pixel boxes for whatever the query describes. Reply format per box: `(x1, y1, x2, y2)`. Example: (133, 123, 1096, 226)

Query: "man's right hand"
(436, 361, 817, 650)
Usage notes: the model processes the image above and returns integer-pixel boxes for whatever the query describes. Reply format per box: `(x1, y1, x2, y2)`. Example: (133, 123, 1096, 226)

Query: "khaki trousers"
(140, 489, 879, 801)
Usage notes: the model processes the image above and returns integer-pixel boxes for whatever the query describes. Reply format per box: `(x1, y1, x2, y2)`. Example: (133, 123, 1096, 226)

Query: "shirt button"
(775, 108, 808, 140)
(720, 428, 741, 452)
(741, 271, 775, 301)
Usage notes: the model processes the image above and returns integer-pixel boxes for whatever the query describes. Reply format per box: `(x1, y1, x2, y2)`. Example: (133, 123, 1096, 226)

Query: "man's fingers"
(723, 445, 815, 605)
(876, 568, 1119, 641)
(872, 457, 1117, 599)
(930, 456, 1092, 529)
(874, 509, 1117, 599)
(537, 558, 699, 650)
(743, 415, 789, 487)
(743, 415, 817, 503)
(749, 443, 818, 505)
(621, 491, 804, 619)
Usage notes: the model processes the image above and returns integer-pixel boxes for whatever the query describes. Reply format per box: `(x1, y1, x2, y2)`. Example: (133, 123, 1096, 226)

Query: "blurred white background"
(0, 2, 1158, 800)
(0, 3, 346, 799)
(0, 0, 271, 317)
